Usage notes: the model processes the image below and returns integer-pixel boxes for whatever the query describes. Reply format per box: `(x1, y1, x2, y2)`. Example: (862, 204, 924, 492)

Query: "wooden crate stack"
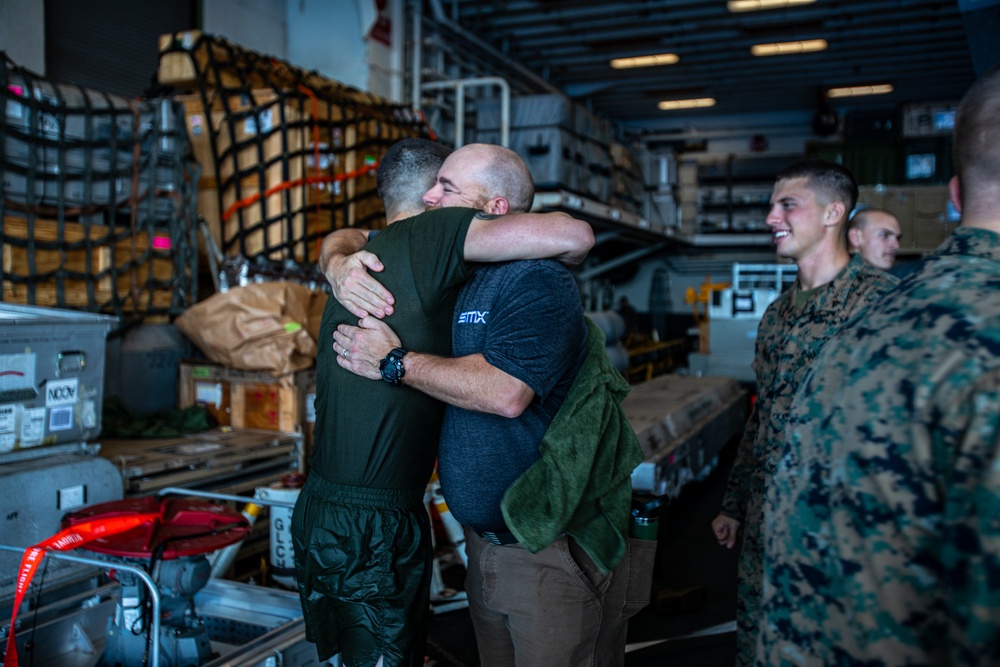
(2, 215, 176, 311)
(158, 30, 432, 265)
(2, 57, 198, 320)
(857, 184, 956, 252)
(177, 362, 317, 471)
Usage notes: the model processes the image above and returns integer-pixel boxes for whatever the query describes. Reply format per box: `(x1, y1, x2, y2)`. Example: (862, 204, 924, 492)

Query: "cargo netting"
(1, 53, 199, 323)
(157, 30, 435, 268)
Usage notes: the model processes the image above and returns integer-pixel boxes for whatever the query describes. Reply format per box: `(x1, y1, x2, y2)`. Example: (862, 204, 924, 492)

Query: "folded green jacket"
(501, 317, 646, 573)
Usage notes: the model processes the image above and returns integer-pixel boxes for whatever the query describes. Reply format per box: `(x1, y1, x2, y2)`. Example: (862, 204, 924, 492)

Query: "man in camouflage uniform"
(711, 160, 899, 666)
(758, 68, 1000, 666)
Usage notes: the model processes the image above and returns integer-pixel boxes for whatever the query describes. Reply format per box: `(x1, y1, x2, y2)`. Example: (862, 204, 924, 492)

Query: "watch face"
(379, 351, 405, 386)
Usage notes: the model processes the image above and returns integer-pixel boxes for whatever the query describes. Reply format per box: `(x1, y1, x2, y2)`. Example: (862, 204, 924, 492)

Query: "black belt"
(477, 529, 519, 545)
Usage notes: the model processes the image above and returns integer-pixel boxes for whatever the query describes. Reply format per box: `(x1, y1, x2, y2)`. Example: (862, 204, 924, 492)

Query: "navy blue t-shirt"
(437, 259, 588, 532)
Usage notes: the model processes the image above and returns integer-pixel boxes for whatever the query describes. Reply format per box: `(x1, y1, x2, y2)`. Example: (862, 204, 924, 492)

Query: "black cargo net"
(156, 30, 435, 266)
(0, 53, 199, 323)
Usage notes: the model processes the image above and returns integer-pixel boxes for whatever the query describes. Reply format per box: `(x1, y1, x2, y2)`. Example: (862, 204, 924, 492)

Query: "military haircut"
(953, 64, 1000, 197)
(776, 158, 859, 214)
(376, 138, 452, 216)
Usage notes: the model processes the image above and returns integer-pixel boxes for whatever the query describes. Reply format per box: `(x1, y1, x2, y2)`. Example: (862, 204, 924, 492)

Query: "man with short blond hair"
(848, 206, 902, 270)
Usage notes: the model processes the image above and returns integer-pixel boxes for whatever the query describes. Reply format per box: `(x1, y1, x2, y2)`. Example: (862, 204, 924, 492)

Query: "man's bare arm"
(324, 210, 594, 319)
(464, 211, 595, 266)
(318, 228, 395, 318)
(400, 353, 534, 417)
(332, 317, 534, 417)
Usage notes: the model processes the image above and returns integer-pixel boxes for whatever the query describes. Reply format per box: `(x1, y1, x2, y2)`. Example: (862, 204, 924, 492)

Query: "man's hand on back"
(326, 252, 396, 319)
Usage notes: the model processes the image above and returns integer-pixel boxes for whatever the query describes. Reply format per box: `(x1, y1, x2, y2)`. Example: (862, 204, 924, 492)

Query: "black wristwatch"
(378, 347, 408, 387)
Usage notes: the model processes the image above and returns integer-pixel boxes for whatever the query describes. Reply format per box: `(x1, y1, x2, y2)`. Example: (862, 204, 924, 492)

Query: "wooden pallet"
(99, 427, 302, 495)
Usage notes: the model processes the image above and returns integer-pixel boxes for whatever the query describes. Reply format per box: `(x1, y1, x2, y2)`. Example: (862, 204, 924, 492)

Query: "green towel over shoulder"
(501, 317, 646, 573)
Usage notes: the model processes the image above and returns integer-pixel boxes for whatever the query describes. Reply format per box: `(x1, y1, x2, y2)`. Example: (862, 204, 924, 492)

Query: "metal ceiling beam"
(430, 0, 977, 128)
(463, 0, 957, 42)
(524, 24, 968, 69)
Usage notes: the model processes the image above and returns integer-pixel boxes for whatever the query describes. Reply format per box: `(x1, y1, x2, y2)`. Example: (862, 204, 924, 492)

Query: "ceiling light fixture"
(827, 84, 894, 98)
(751, 38, 827, 56)
(728, 0, 816, 12)
(610, 53, 680, 69)
(658, 98, 717, 111)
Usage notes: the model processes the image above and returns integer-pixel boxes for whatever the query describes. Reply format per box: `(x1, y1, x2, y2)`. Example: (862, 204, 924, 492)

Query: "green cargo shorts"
(291, 474, 431, 667)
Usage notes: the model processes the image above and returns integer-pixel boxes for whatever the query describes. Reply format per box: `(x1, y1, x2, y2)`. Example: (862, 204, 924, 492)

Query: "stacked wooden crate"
(1, 60, 198, 320)
(857, 184, 957, 252)
(610, 141, 646, 217)
(158, 30, 432, 264)
(2, 216, 176, 311)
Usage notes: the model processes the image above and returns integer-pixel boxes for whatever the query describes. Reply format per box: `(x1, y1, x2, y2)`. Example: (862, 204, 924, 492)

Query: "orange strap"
(296, 84, 323, 223)
(416, 109, 438, 141)
(220, 163, 379, 223)
(3, 512, 160, 667)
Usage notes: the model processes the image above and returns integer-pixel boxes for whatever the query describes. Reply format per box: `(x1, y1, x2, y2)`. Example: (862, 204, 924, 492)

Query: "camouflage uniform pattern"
(720, 254, 899, 666)
(759, 227, 1000, 666)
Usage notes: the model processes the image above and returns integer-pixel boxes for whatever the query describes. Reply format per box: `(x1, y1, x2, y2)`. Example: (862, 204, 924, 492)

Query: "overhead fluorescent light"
(729, 0, 816, 12)
(751, 38, 827, 56)
(610, 53, 680, 69)
(827, 84, 894, 98)
(658, 98, 717, 111)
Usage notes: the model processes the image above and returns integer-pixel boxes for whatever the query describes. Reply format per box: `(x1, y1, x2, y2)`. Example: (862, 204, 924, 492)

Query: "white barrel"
(255, 482, 302, 590)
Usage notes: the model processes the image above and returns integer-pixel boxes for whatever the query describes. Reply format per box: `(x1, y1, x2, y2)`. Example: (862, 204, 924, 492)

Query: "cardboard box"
(185, 90, 381, 261)
(157, 30, 243, 91)
(178, 363, 315, 466)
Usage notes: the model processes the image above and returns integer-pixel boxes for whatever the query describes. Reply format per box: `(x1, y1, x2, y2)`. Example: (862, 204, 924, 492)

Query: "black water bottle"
(630, 492, 666, 540)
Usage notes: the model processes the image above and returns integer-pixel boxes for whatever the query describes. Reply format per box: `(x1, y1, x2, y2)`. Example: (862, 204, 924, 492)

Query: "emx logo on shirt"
(457, 310, 489, 324)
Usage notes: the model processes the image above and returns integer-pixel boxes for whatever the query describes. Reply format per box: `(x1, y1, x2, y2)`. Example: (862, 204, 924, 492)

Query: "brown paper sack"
(175, 282, 321, 376)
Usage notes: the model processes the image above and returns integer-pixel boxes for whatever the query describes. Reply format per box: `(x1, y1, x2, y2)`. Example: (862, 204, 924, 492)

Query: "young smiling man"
(709, 159, 899, 666)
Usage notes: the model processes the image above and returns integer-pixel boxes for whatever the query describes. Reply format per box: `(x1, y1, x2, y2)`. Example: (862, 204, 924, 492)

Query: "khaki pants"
(464, 528, 657, 667)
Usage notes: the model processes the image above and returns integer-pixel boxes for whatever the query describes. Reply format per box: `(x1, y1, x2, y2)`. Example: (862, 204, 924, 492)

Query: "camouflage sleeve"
(941, 368, 1000, 664)
(719, 400, 760, 521)
(719, 304, 776, 522)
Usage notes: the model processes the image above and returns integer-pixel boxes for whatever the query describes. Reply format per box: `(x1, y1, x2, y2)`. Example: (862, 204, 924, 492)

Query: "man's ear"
(949, 175, 962, 214)
(848, 227, 862, 250)
(485, 197, 509, 216)
(825, 201, 846, 227)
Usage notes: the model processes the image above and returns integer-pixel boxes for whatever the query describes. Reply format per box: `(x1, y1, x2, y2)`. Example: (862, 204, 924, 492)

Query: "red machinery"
(59, 497, 250, 667)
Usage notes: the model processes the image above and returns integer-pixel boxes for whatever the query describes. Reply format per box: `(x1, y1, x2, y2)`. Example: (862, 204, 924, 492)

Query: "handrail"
(420, 77, 510, 148)
(0, 544, 162, 667)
